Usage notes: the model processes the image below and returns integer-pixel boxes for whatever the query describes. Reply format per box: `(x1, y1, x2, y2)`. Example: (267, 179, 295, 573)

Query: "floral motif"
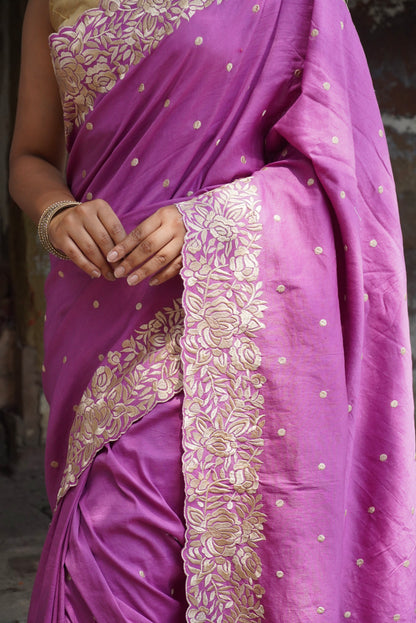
(56, 300, 184, 504)
(49, 0, 223, 135)
(178, 178, 267, 623)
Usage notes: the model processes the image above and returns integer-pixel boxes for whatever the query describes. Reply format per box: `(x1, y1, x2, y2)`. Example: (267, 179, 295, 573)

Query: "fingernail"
(149, 278, 159, 286)
(107, 251, 118, 262)
(91, 270, 101, 279)
(114, 266, 125, 278)
(127, 274, 139, 286)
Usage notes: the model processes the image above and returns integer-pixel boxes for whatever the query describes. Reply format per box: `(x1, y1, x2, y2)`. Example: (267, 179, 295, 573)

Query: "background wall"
(0, 0, 415, 469)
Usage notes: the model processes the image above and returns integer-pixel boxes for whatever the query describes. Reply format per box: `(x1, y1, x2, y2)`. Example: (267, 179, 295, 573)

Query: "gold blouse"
(49, 0, 100, 31)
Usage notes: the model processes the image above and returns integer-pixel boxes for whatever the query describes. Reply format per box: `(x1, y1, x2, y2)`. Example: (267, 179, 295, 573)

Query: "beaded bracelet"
(37, 200, 81, 260)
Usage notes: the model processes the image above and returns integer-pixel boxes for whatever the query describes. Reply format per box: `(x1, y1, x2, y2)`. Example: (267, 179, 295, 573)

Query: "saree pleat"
(28, 0, 416, 621)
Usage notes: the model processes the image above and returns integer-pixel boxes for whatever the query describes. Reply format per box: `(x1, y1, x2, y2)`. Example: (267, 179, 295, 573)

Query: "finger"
(125, 239, 183, 286)
(95, 199, 126, 246)
(107, 211, 163, 263)
(69, 231, 116, 280)
(62, 238, 105, 279)
(113, 226, 175, 279)
(149, 255, 183, 286)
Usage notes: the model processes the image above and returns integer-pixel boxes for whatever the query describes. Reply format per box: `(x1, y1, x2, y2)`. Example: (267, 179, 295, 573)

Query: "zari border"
(49, 0, 223, 135)
(178, 178, 268, 623)
(56, 299, 184, 504)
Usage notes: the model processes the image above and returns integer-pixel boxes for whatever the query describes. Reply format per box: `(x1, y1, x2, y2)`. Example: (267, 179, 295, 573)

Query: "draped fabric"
(29, 1, 416, 621)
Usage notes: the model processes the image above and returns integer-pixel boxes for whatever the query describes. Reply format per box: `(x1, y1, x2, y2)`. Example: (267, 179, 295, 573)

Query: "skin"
(9, 0, 186, 286)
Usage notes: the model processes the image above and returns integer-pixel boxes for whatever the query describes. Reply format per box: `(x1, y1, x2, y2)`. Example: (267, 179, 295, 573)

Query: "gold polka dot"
(261, 109, 267, 117)
(131, 158, 139, 167)
(318, 463, 326, 470)
(317, 607, 325, 614)
(294, 68, 302, 78)
(393, 615, 400, 621)
(86, 122, 93, 131)
(277, 428, 286, 437)
(380, 453, 388, 462)
(344, 244, 348, 251)
(323, 82, 331, 90)
(340, 21, 344, 30)
(58, 270, 64, 278)
(163, 178, 170, 188)
(403, 560, 410, 568)
(170, 587, 175, 595)
(276, 570, 284, 578)
(241, 155, 247, 164)
(252, 4, 260, 12)
(139, 570, 145, 578)
(50, 460, 59, 469)
(317, 534, 325, 542)
(344, 613, 351, 619)
(138, 83, 145, 92)
(216, 138, 221, 146)
(378, 185, 384, 194)
(363, 293, 369, 302)
(314, 246, 323, 255)
(226, 62, 233, 72)
(368, 506, 375, 514)
(348, 404, 352, 413)
(319, 390, 328, 398)
(275, 499, 284, 507)
(319, 319, 327, 327)
(164, 99, 170, 108)
(98, 354, 104, 361)
(93, 300, 100, 309)
(62, 355, 67, 364)
(356, 558, 364, 567)
(273, 214, 281, 222)
(369, 239, 377, 248)
(278, 356, 286, 364)
(187, 191, 193, 196)
(82, 169, 87, 178)
(311, 28, 319, 37)
(136, 302, 142, 311)
(86, 192, 93, 201)
(42, 364, 46, 372)
(340, 190, 346, 199)
(391, 400, 398, 408)
(194, 36, 203, 45)
(400, 347, 406, 355)
(379, 129, 384, 137)
(193, 120, 202, 130)
(332, 136, 339, 144)
(276, 284, 286, 293)
(307, 178, 315, 186)
(412, 507, 416, 514)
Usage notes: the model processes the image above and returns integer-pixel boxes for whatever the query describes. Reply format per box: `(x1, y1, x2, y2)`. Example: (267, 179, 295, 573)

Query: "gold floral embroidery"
(178, 178, 268, 623)
(56, 300, 184, 504)
(49, 0, 223, 135)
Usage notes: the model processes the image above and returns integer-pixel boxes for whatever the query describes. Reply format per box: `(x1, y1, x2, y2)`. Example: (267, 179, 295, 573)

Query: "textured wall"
(0, 0, 415, 456)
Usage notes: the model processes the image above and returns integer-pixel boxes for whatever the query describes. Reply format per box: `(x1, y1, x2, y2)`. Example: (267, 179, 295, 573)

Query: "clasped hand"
(48, 199, 185, 286)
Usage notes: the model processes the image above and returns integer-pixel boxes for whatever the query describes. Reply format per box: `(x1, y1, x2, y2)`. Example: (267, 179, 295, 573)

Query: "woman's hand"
(48, 199, 126, 280)
(106, 204, 185, 286)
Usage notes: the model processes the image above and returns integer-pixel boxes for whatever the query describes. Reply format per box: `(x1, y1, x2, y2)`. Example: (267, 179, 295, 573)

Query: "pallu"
(29, 0, 416, 621)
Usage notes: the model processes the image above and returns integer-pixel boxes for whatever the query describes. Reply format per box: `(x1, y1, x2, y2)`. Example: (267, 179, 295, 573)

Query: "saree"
(28, 0, 416, 621)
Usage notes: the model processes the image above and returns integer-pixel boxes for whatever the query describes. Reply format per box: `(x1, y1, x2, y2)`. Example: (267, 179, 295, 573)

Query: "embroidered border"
(56, 299, 184, 504)
(178, 178, 268, 623)
(49, 0, 222, 135)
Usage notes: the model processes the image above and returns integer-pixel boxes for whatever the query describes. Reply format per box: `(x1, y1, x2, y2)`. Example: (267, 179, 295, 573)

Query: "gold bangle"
(37, 200, 81, 260)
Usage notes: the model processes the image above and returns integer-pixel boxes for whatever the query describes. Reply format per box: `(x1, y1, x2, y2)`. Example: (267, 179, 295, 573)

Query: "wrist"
(37, 200, 81, 260)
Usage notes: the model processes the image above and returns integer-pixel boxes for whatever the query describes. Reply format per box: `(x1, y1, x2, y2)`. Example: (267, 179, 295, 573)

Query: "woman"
(9, 0, 416, 621)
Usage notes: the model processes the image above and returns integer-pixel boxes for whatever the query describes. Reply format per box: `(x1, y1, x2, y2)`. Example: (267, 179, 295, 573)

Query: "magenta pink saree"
(29, 0, 416, 621)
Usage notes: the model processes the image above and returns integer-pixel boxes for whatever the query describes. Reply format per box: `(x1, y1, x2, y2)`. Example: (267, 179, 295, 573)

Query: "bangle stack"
(37, 200, 81, 260)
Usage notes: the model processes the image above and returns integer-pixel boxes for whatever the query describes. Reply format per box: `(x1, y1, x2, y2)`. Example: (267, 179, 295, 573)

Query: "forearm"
(9, 153, 74, 225)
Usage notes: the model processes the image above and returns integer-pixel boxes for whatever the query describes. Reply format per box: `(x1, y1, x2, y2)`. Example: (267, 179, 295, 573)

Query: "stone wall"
(0, 0, 415, 459)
